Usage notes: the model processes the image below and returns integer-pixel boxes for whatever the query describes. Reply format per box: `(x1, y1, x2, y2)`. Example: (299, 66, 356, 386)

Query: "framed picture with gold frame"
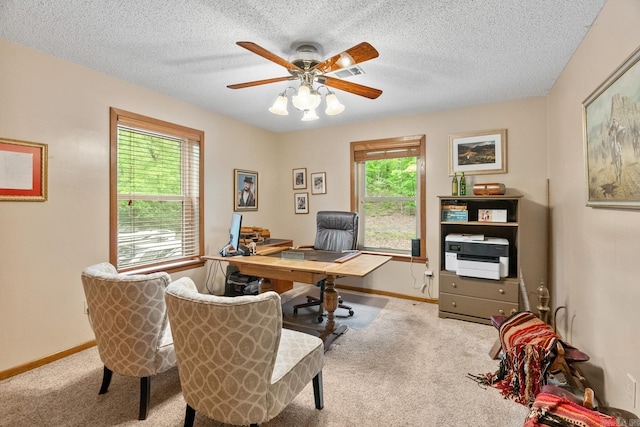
(294, 192, 309, 214)
(293, 167, 306, 189)
(311, 172, 326, 194)
(234, 169, 258, 211)
(583, 45, 640, 208)
(448, 129, 507, 175)
(0, 138, 48, 201)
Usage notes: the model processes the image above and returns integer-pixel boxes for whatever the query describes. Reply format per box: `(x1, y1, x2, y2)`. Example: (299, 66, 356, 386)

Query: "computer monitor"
(219, 213, 243, 256)
(229, 212, 242, 252)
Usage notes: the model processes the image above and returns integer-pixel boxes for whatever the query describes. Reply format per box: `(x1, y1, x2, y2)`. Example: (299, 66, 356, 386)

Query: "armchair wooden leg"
(98, 366, 112, 394)
(139, 376, 150, 420)
(184, 404, 196, 427)
(313, 371, 324, 410)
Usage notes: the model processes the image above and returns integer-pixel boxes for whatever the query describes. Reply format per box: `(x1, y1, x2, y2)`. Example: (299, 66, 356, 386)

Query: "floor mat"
(281, 290, 388, 330)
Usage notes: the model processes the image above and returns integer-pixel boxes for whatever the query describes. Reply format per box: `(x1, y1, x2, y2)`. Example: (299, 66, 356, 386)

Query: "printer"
(445, 234, 509, 280)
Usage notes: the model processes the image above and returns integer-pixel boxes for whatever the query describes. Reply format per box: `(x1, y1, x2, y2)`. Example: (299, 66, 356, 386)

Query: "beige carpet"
(0, 292, 529, 426)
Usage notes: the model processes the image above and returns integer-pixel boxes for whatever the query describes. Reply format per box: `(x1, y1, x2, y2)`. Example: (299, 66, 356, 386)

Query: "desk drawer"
(439, 292, 518, 319)
(439, 271, 518, 303)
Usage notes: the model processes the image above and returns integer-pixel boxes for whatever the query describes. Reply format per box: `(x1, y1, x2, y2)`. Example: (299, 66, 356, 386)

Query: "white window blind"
(110, 108, 203, 271)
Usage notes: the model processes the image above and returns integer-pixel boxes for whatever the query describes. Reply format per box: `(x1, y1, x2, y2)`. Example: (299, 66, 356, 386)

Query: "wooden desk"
(202, 251, 391, 347)
(227, 239, 293, 293)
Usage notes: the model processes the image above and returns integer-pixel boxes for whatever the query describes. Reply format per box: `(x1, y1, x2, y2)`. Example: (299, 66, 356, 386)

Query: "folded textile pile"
(482, 311, 559, 405)
(524, 392, 619, 427)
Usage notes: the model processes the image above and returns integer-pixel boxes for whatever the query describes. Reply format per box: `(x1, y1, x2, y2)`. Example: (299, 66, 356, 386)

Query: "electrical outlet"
(424, 270, 433, 277)
(83, 300, 89, 315)
(626, 373, 637, 408)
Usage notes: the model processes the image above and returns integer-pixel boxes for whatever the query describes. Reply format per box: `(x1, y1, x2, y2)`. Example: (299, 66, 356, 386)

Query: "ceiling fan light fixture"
(292, 84, 320, 111)
(324, 92, 345, 115)
(301, 109, 319, 121)
(268, 93, 289, 115)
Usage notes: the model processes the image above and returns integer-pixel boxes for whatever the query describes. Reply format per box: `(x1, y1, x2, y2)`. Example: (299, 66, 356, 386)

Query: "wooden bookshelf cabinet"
(437, 193, 522, 325)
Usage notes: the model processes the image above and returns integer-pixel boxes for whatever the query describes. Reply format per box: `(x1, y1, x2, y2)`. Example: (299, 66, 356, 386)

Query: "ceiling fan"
(227, 41, 382, 120)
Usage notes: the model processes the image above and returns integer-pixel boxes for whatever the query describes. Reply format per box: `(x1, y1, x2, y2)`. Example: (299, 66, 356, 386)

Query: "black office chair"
(293, 211, 358, 322)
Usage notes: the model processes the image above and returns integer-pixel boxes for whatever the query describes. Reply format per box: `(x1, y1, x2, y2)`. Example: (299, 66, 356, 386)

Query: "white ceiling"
(1, 1, 606, 133)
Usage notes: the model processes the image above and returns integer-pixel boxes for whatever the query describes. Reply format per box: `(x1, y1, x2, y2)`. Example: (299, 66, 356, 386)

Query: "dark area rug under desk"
(281, 290, 388, 348)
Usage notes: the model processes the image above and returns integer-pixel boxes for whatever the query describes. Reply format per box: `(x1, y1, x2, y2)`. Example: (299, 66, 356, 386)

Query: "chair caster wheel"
(348, 310, 354, 316)
(317, 316, 324, 323)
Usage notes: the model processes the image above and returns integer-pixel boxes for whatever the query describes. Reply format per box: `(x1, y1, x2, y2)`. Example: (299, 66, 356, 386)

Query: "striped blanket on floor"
(483, 311, 559, 405)
(525, 392, 619, 427)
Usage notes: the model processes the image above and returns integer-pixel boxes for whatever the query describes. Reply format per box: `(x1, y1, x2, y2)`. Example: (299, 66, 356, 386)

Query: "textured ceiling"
(0, 1, 606, 133)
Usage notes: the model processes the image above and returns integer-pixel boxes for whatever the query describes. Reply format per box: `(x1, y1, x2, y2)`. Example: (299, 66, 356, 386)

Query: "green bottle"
(459, 172, 466, 196)
(452, 173, 458, 196)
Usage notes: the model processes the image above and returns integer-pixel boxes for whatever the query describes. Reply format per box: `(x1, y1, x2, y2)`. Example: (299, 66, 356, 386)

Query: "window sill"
(360, 250, 426, 263)
(122, 258, 205, 275)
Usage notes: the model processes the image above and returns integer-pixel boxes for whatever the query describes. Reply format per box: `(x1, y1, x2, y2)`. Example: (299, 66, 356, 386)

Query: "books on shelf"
(441, 204, 467, 210)
(442, 208, 468, 222)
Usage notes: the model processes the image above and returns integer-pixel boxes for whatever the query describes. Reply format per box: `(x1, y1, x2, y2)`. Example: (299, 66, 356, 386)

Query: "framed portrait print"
(234, 169, 258, 211)
(583, 46, 640, 208)
(294, 192, 309, 214)
(448, 129, 507, 175)
(0, 138, 48, 201)
(292, 168, 306, 189)
(311, 172, 327, 195)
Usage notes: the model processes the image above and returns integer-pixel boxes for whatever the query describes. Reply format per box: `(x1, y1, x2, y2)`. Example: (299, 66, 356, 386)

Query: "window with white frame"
(110, 108, 204, 272)
(350, 135, 426, 257)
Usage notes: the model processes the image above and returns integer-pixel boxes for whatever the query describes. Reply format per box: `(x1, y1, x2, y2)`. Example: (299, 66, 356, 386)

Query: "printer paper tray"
(457, 259, 500, 280)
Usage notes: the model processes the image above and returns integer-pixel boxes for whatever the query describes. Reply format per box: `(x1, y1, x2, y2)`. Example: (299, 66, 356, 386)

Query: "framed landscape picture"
(583, 45, 640, 208)
(448, 129, 507, 175)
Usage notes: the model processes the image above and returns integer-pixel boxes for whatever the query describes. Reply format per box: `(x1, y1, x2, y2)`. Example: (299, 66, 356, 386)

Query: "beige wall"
(274, 99, 549, 305)
(1, 0, 638, 412)
(0, 38, 280, 370)
(546, 0, 640, 412)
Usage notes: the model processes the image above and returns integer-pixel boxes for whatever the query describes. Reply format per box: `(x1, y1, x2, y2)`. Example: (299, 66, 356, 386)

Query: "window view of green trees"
(117, 130, 186, 267)
(363, 157, 417, 251)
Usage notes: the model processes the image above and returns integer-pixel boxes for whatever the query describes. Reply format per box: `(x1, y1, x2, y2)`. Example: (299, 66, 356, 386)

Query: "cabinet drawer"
(439, 271, 518, 303)
(439, 292, 518, 319)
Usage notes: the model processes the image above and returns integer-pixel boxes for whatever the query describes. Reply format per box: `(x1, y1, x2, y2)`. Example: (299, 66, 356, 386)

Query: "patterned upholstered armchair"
(81, 262, 178, 420)
(165, 278, 324, 427)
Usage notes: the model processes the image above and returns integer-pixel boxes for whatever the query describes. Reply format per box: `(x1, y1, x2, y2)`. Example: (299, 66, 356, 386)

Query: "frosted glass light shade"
(268, 94, 289, 115)
(301, 109, 319, 121)
(324, 93, 345, 115)
(292, 85, 321, 111)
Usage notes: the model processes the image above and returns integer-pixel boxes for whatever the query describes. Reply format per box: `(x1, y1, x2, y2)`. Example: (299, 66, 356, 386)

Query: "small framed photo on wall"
(294, 192, 309, 214)
(234, 169, 258, 211)
(311, 172, 327, 194)
(292, 168, 307, 189)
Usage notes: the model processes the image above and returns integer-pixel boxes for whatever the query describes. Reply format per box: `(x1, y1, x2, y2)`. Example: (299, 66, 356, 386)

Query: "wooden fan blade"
(313, 42, 379, 74)
(236, 41, 302, 72)
(227, 76, 294, 89)
(318, 76, 382, 99)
